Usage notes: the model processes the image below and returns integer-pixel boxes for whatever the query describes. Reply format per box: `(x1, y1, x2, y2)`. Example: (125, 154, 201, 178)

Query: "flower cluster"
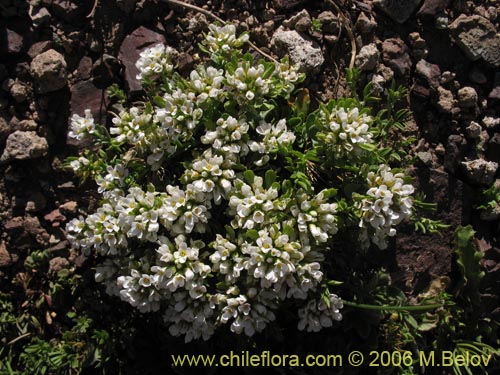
(69, 109, 95, 140)
(357, 165, 415, 249)
(136, 43, 175, 81)
(66, 22, 417, 342)
(317, 105, 374, 158)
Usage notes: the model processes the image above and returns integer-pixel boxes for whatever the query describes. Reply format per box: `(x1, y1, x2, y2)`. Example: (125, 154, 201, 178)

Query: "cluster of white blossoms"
(65, 23, 417, 342)
(135, 43, 175, 81)
(69, 109, 96, 140)
(318, 106, 374, 157)
(297, 294, 343, 332)
(203, 23, 249, 55)
(357, 165, 415, 249)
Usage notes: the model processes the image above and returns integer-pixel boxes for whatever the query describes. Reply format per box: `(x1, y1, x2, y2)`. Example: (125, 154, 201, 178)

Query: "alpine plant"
(66, 23, 416, 341)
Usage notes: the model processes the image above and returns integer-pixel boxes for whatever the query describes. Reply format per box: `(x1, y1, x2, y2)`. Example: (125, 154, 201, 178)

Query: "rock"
(283, 9, 312, 32)
(355, 43, 380, 71)
(24, 216, 50, 247)
(415, 59, 441, 89)
(60, 201, 78, 214)
(449, 15, 500, 68)
(30, 49, 67, 93)
(355, 12, 377, 34)
(316, 11, 340, 34)
(6, 29, 23, 54)
(487, 133, 500, 164)
(0, 114, 9, 141)
(272, 0, 308, 11)
(25, 192, 47, 213)
(469, 67, 487, 84)
(118, 26, 166, 93)
(483, 116, 500, 129)
(75, 56, 93, 81)
(444, 134, 467, 173)
(462, 159, 498, 185)
(27, 41, 54, 60)
(69, 80, 107, 144)
(417, 151, 433, 166)
(50, 0, 85, 22)
(0, 242, 18, 267)
(48, 257, 70, 275)
(417, 0, 451, 17)
(457, 86, 478, 108)
(435, 87, 454, 113)
(271, 27, 324, 75)
(44, 209, 66, 226)
(374, 0, 422, 24)
(4, 217, 24, 232)
(116, 0, 137, 13)
(382, 38, 412, 76)
(409, 32, 428, 60)
(10, 82, 30, 103)
(0, 131, 48, 162)
(466, 121, 482, 139)
(29, 5, 51, 27)
(92, 54, 123, 86)
(440, 71, 456, 85)
(489, 87, 500, 102)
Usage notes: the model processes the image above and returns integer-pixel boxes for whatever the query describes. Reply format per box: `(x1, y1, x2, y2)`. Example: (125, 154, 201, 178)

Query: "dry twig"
(327, 0, 357, 70)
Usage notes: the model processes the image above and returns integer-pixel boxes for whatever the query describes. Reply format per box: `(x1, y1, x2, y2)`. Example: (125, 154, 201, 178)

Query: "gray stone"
(462, 159, 498, 185)
(317, 11, 340, 34)
(466, 121, 482, 139)
(457, 86, 478, 108)
(382, 38, 412, 76)
(283, 9, 312, 32)
(6, 29, 23, 54)
(374, 0, 422, 24)
(270, 27, 324, 74)
(415, 59, 441, 89)
(1, 131, 48, 162)
(482, 116, 500, 129)
(449, 15, 500, 68)
(118, 26, 166, 93)
(30, 49, 67, 93)
(355, 43, 380, 71)
(0, 113, 9, 141)
(355, 12, 377, 34)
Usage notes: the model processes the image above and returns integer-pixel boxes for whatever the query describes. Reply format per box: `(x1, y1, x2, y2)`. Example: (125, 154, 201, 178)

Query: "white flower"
(203, 24, 249, 55)
(68, 109, 95, 140)
(136, 43, 175, 81)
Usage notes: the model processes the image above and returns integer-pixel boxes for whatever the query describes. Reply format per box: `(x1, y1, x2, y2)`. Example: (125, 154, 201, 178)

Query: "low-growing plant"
(65, 22, 440, 343)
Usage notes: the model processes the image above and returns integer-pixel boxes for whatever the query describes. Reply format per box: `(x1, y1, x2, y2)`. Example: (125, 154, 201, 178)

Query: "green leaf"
(246, 229, 259, 241)
(264, 169, 276, 188)
(243, 170, 255, 185)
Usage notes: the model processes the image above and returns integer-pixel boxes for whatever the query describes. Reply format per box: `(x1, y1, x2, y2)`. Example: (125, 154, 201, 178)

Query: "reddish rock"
(0, 242, 18, 267)
(75, 56, 93, 81)
(27, 41, 55, 60)
(382, 38, 412, 76)
(417, 0, 451, 17)
(6, 29, 23, 54)
(44, 209, 66, 226)
(4, 217, 24, 232)
(68, 80, 108, 147)
(118, 26, 166, 93)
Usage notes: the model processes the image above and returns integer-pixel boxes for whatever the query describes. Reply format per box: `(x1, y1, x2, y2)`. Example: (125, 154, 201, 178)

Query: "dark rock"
(118, 26, 166, 94)
(0, 131, 49, 162)
(27, 40, 54, 60)
(444, 134, 467, 173)
(374, 0, 421, 24)
(316, 11, 340, 34)
(0, 113, 10, 141)
(50, 0, 86, 23)
(29, 5, 51, 27)
(176, 53, 194, 74)
(6, 29, 23, 54)
(469, 67, 487, 84)
(92, 54, 123, 86)
(355, 12, 377, 34)
(24, 216, 50, 246)
(25, 192, 47, 213)
(116, 0, 137, 13)
(30, 49, 68, 93)
(466, 121, 482, 139)
(415, 59, 441, 89)
(75, 56, 93, 81)
(449, 15, 500, 68)
(272, 0, 307, 11)
(4, 217, 24, 232)
(70, 80, 107, 126)
(487, 133, 500, 164)
(283, 9, 312, 32)
(382, 38, 412, 76)
(417, 0, 451, 17)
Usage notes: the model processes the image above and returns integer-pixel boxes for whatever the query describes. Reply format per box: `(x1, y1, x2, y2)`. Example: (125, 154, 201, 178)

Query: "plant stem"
(343, 300, 444, 311)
